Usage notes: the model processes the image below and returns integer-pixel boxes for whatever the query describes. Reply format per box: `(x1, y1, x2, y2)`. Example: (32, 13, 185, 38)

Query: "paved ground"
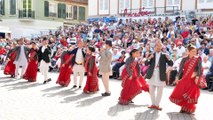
(0, 69, 212, 120)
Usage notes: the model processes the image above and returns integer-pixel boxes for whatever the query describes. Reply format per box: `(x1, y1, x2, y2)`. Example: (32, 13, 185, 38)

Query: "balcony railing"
(120, 6, 180, 17)
(18, 10, 35, 19)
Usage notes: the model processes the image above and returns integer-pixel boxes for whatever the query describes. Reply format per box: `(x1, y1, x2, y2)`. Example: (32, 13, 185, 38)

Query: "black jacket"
(38, 46, 51, 63)
(145, 53, 173, 81)
(70, 48, 86, 66)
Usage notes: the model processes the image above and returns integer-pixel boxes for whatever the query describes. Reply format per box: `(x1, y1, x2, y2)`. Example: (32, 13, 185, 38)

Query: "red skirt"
(4, 60, 16, 76)
(56, 65, 72, 87)
(169, 77, 200, 113)
(83, 67, 99, 93)
(119, 68, 149, 105)
(23, 60, 38, 82)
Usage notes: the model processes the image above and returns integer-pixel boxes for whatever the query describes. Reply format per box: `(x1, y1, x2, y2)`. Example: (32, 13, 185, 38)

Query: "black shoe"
(11, 75, 15, 78)
(79, 86, 81, 89)
(129, 101, 134, 104)
(47, 78, 52, 82)
(209, 88, 213, 92)
(101, 92, 111, 96)
(202, 88, 208, 90)
(43, 81, 47, 84)
(73, 85, 77, 88)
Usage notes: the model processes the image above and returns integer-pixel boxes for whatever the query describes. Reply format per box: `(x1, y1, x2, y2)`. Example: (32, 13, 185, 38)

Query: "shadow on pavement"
(42, 89, 78, 98)
(1, 81, 29, 87)
(76, 96, 103, 107)
(0, 79, 16, 84)
(61, 93, 91, 103)
(41, 86, 65, 92)
(167, 112, 197, 120)
(108, 104, 147, 117)
(8, 83, 42, 91)
(0, 76, 13, 80)
(135, 109, 159, 120)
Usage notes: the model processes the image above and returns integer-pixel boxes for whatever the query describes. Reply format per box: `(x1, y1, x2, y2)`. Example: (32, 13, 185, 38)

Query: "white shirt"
(42, 46, 46, 53)
(75, 48, 84, 63)
(15, 45, 28, 66)
(176, 46, 185, 58)
(173, 58, 182, 72)
(202, 61, 211, 75)
(155, 52, 161, 67)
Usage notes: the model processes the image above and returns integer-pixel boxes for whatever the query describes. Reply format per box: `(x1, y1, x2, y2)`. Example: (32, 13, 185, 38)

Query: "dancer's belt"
(75, 62, 83, 65)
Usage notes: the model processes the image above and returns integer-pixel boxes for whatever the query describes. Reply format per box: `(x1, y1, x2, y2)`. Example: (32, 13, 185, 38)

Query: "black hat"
(106, 40, 112, 47)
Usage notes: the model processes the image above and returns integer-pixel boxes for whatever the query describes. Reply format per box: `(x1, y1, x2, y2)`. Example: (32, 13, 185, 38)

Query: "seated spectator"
(206, 63, 213, 92)
(197, 48, 206, 60)
(112, 51, 126, 79)
(168, 52, 188, 85)
(202, 56, 211, 76)
(201, 42, 210, 55)
(60, 36, 68, 47)
(139, 51, 150, 76)
(111, 49, 120, 67)
(0, 46, 7, 64)
(208, 49, 213, 62)
(50, 48, 62, 71)
(176, 41, 186, 58)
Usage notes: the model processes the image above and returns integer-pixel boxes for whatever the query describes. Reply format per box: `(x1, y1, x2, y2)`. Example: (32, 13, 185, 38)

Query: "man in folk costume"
(14, 38, 30, 79)
(99, 40, 112, 96)
(145, 40, 173, 110)
(70, 38, 86, 89)
(38, 37, 52, 84)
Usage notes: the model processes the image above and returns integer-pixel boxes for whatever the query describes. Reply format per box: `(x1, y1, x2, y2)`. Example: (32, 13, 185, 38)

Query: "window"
(166, 0, 180, 11)
(199, 0, 205, 3)
(79, 7, 85, 21)
(49, 3, 57, 17)
(167, 0, 180, 6)
(207, 0, 213, 2)
(23, 0, 32, 17)
(119, 0, 130, 13)
(142, 0, 154, 8)
(141, 0, 154, 12)
(66, 5, 73, 19)
(44, 1, 49, 17)
(0, 0, 4, 15)
(99, 0, 109, 11)
(58, 3, 66, 18)
(73, 6, 77, 20)
(10, 0, 16, 15)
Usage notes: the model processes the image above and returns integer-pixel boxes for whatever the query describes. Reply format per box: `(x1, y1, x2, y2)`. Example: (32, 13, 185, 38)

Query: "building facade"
(0, 0, 88, 39)
(88, 0, 213, 17)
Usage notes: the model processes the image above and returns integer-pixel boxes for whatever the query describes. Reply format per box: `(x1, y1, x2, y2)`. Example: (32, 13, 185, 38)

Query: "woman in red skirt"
(83, 46, 99, 94)
(169, 44, 202, 114)
(23, 42, 39, 82)
(4, 43, 17, 78)
(56, 49, 74, 87)
(119, 49, 149, 105)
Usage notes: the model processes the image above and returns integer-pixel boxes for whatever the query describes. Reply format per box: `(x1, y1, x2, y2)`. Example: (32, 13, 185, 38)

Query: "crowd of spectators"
(0, 15, 213, 91)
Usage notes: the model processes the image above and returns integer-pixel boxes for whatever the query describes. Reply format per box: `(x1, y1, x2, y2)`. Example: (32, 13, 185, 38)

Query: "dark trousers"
(169, 70, 178, 85)
(206, 73, 213, 89)
(112, 62, 125, 78)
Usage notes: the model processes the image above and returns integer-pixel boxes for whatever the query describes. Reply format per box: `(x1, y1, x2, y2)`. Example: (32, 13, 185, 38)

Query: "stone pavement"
(0, 71, 212, 120)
